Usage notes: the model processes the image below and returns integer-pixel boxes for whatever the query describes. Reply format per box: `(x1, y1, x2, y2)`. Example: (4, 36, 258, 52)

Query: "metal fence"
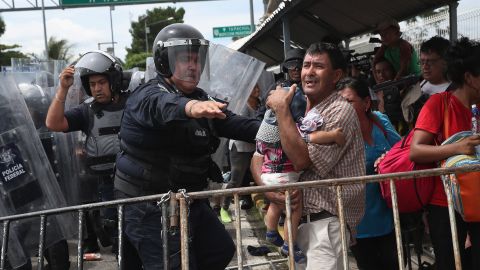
(1, 164, 480, 270)
(349, 8, 480, 55)
(403, 8, 480, 53)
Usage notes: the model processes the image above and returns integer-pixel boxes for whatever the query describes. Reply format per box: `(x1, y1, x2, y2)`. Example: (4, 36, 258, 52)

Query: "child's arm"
(395, 40, 413, 80)
(307, 128, 346, 146)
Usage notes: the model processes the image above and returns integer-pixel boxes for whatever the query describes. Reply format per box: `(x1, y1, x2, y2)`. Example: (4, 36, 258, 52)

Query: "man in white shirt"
(419, 36, 452, 95)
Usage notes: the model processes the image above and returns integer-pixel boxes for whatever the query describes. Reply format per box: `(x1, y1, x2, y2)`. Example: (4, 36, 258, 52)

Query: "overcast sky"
(1, 0, 479, 62)
(1, 0, 264, 62)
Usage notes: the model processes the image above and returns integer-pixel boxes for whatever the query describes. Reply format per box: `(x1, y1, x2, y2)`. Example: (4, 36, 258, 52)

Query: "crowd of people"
(13, 16, 478, 270)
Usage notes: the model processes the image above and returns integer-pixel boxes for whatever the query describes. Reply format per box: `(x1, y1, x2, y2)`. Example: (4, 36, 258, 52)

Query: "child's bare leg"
(265, 202, 284, 246)
(265, 202, 282, 231)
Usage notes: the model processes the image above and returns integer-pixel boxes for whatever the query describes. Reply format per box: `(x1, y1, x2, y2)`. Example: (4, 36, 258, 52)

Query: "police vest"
(85, 97, 124, 175)
(115, 78, 220, 195)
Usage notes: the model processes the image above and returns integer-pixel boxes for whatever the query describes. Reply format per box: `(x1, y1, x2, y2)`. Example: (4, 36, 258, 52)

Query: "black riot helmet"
(75, 50, 123, 96)
(281, 48, 306, 73)
(153, 23, 210, 81)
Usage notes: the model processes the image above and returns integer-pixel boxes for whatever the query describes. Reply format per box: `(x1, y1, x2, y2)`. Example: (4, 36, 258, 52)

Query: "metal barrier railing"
(1, 164, 479, 270)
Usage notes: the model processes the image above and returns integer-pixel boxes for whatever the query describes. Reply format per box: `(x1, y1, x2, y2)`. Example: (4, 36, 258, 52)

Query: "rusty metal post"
(179, 196, 189, 270)
(233, 193, 243, 269)
(444, 178, 462, 270)
(170, 192, 179, 229)
(1, 220, 10, 269)
(284, 190, 295, 269)
(117, 205, 124, 270)
(335, 186, 349, 270)
(390, 179, 405, 270)
(77, 210, 85, 270)
(162, 199, 170, 270)
(37, 215, 47, 270)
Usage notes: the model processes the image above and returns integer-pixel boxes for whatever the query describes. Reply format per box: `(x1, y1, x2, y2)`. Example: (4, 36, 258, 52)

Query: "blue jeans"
(119, 192, 235, 270)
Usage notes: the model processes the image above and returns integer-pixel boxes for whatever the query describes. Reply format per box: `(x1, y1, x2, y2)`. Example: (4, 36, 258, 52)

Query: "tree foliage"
(125, 6, 184, 69)
(0, 16, 5, 36)
(0, 16, 28, 67)
(47, 36, 73, 61)
(125, 52, 152, 70)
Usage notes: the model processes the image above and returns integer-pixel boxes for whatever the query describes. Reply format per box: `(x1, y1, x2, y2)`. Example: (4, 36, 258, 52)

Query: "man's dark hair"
(420, 36, 450, 58)
(446, 37, 480, 86)
(306, 42, 347, 71)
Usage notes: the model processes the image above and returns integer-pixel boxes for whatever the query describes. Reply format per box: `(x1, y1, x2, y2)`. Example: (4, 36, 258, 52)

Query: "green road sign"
(61, 0, 169, 6)
(213, 25, 252, 38)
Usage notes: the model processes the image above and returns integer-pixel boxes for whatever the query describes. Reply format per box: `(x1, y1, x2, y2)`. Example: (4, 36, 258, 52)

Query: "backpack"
(378, 94, 449, 213)
(441, 131, 480, 222)
(377, 130, 436, 213)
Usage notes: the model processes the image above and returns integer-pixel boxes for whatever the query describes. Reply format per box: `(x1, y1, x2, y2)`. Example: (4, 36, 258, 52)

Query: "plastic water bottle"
(471, 105, 480, 158)
(472, 105, 479, 133)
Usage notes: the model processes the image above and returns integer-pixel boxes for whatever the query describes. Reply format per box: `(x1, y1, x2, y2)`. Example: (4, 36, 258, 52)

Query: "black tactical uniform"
(114, 23, 260, 270)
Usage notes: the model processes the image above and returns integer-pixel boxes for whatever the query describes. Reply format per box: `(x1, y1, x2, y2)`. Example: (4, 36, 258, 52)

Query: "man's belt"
(300, 210, 336, 224)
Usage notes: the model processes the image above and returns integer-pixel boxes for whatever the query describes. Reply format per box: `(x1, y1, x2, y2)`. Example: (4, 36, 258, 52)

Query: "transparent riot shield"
(10, 69, 73, 206)
(256, 70, 276, 104)
(145, 57, 157, 83)
(127, 70, 145, 92)
(0, 73, 72, 254)
(10, 60, 80, 211)
(197, 43, 265, 173)
(198, 43, 265, 114)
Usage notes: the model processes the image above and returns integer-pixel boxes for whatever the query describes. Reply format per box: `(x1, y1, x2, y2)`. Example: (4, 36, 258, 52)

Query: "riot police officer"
(114, 23, 260, 269)
(257, 48, 305, 120)
(45, 50, 126, 253)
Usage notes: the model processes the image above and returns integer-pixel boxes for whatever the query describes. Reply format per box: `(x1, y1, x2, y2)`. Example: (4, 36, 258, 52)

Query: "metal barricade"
(0, 164, 479, 270)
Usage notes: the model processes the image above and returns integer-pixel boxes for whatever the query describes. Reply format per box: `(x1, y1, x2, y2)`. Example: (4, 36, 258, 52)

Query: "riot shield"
(127, 70, 145, 92)
(9, 65, 80, 207)
(145, 57, 157, 83)
(198, 43, 265, 114)
(256, 70, 276, 104)
(0, 73, 72, 254)
(197, 44, 265, 173)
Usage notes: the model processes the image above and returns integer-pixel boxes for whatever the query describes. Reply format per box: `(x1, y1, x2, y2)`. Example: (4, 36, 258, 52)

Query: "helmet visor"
(75, 51, 114, 73)
(166, 39, 210, 84)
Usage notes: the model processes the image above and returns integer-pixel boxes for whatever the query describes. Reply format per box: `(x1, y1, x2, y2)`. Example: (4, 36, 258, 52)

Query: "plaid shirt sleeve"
(300, 93, 366, 241)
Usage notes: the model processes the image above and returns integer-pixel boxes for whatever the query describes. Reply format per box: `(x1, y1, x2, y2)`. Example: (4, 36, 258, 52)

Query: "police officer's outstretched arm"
(45, 66, 73, 132)
(185, 99, 227, 119)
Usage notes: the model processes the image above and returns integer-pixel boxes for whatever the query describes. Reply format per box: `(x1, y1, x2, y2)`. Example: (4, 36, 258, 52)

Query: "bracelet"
(55, 94, 65, 104)
(189, 100, 200, 116)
